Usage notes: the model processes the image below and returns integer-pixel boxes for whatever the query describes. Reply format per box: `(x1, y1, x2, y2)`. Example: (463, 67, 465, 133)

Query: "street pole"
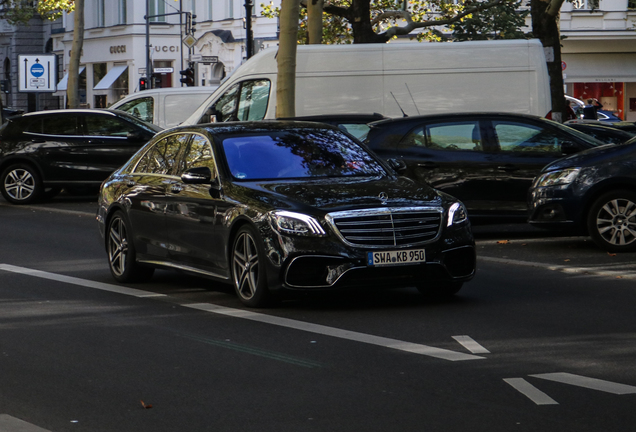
(145, 0, 151, 88)
(180, 0, 184, 85)
(245, 0, 254, 59)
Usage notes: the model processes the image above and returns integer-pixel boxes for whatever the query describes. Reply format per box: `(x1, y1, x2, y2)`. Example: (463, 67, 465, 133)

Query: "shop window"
(629, 0, 636, 9)
(572, 0, 599, 9)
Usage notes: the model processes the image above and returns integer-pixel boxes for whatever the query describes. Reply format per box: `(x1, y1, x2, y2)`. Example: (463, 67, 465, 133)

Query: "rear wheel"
(106, 211, 154, 282)
(587, 190, 636, 253)
(0, 163, 43, 204)
(231, 225, 271, 307)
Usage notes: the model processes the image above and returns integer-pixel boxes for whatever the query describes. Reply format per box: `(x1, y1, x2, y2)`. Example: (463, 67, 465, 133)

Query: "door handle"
(417, 161, 438, 169)
(497, 165, 519, 172)
(170, 184, 183, 193)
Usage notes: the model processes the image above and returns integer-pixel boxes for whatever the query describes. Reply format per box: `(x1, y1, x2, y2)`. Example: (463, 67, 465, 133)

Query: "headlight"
(533, 168, 580, 188)
(268, 211, 326, 236)
(447, 202, 468, 227)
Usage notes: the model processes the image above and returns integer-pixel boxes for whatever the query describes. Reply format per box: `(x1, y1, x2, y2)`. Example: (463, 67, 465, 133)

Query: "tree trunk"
(531, 0, 565, 121)
(351, 0, 386, 43)
(67, 0, 84, 109)
(307, 0, 323, 44)
(276, 0, 300, 118)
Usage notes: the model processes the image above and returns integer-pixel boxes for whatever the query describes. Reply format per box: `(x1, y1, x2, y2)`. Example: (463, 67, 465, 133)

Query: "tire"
(587, 190, 636, 253)
(417, 282, 463, 299)
(106, 211, 154, 283)
(231, 225, 271, 307)
(0, 163, 43, 204)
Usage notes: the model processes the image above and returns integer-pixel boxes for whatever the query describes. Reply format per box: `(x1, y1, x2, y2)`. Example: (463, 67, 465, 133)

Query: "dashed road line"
(452, 335, 490, 354)
(0, 414, 51, 432)
(531, 372, 636, 395)
(504, 378, 559, 405)
(0, 264, 485, 362)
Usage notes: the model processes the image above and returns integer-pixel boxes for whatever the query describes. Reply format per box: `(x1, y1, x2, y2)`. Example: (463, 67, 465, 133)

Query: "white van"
(110, 86, 216, 129)
(183, 39, 551, 125)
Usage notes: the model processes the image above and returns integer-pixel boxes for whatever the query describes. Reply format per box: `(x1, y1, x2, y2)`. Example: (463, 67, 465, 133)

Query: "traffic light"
(139, 77, 149, 91)
(180, 67, 195, 86)
(191, 14, 197, 34)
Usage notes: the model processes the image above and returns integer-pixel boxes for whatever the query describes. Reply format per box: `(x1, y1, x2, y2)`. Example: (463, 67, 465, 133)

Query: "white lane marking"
(185, 303, 484, 361)
(0, 264, 166, 298)
(452, 335, 490, 354)
(503, 378, 559, 405)
(0, 263, 485, 362)
(530, 372, 636, 395)
(478, 256, 636, 280)
(0, 414, 51, 432)
(0, 202, 94, 217)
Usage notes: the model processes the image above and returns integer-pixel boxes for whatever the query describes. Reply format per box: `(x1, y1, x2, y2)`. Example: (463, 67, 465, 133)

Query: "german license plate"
(367, 249, 426, 267)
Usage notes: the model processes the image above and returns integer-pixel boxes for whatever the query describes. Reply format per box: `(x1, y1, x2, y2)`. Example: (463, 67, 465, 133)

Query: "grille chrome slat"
(326, 207, 443, 248)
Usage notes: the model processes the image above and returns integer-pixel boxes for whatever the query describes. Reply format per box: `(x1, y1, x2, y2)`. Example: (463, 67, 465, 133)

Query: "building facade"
(1, 0, 636, 118)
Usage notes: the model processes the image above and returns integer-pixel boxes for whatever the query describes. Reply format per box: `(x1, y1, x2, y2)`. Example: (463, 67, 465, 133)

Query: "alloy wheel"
(108, 216, 128, 277)
(232, 231, 260, 301)
(4, 168, 36, 202)
(594, 198, 636, 247)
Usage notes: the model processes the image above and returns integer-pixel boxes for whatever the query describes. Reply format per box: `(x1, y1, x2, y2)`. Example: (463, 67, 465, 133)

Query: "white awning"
(56, 66, 85, 91)
(94, 65, 128, 90)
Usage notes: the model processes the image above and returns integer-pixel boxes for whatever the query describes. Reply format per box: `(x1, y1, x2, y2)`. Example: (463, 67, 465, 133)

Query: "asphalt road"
(1, 194, 635, 432)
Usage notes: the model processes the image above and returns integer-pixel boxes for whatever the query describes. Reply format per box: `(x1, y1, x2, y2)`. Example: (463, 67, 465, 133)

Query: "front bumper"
(527, 185, 585, 231)
(263, 221, 476, 293)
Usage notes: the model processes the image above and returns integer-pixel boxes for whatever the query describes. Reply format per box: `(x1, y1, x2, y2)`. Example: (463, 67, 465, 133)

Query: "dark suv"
(0, 109, 161, 204)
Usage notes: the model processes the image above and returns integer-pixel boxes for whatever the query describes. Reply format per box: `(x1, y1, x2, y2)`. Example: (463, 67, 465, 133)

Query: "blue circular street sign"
(30, 63, 45, 77)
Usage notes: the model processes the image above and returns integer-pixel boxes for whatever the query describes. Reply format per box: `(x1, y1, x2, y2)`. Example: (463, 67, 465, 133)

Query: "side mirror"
(181, 166, 214, 184)
(387, 158, 407, 174)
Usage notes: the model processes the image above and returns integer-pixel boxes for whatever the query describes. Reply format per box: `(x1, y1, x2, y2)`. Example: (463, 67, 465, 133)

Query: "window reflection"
(222, 129, 385, 180)
(135, 134, 188, 175)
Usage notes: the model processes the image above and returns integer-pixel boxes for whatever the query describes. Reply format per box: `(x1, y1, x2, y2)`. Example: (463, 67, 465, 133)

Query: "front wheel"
(587, 190, 636, 253)
(231, 225, 271, 307)
(106, 211, 154, 283)
(0, 164, 43, 204)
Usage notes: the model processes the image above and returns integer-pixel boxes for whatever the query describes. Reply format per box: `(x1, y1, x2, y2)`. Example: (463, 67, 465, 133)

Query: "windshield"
(551, 120, 607, 147)
(221, 129, 386, 180)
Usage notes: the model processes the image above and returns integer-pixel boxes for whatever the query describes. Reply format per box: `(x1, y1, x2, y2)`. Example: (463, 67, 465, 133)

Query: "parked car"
(0, 109, 161, 204)
(528, 138, 636, 252)
(565, 122, 636, 145)
(279, 113, 386, 140)
(364, 113, 605, 220)
(96, 121, 476, 307)
(110, 86, 215, 129)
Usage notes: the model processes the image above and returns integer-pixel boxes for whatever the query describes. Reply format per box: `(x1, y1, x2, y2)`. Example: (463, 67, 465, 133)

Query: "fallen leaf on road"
(564, 259, 570, 262)
(140, 400, 153, 409)
(608, 252, 617, 257)
(496, 240, 510, 244)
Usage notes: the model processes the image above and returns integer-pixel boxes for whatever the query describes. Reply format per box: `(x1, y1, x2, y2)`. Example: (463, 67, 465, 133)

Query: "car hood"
(231, 175, 445, 213)
(542, 141, 636, 172)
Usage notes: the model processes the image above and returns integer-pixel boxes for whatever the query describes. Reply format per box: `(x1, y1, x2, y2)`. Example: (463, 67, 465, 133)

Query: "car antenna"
(390, 92, 408, 117)
(405, 83, 420, 115)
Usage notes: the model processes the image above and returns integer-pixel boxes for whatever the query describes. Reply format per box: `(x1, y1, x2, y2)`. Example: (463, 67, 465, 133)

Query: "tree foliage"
(262, 0, 510, 44)
(450, 0, 529, 41)
(0, 0, 75, 24)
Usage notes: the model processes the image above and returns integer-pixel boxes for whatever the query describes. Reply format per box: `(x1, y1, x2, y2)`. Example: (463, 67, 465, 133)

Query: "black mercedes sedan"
(364, 113, 605, 220)
(0, 109, 161, 204)
(97, 121, 476, 307)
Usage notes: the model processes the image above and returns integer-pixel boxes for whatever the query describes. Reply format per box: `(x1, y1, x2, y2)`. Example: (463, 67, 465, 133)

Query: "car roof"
(368, 112, 545, 126)
(21, 109, 119, 117)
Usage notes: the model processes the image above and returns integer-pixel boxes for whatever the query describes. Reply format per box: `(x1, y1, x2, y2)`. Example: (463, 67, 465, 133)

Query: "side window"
(398, 121, 483, 151)
(115, 97, 154, 124)
(177, 135, 217, 177)
(236, 80, 270, 121)
(208, 79, 271, 123)
(493, 121, 564, 154)
(24, 118, 43, 134)
(85, 115, 137, 137)
(211, 84, 240, 122)
(41, 115, 79, 135)
(134, 134, 189, 175)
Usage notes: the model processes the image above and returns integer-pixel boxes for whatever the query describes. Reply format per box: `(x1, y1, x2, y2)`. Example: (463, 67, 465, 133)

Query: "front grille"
(327, 207, 443, 248)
